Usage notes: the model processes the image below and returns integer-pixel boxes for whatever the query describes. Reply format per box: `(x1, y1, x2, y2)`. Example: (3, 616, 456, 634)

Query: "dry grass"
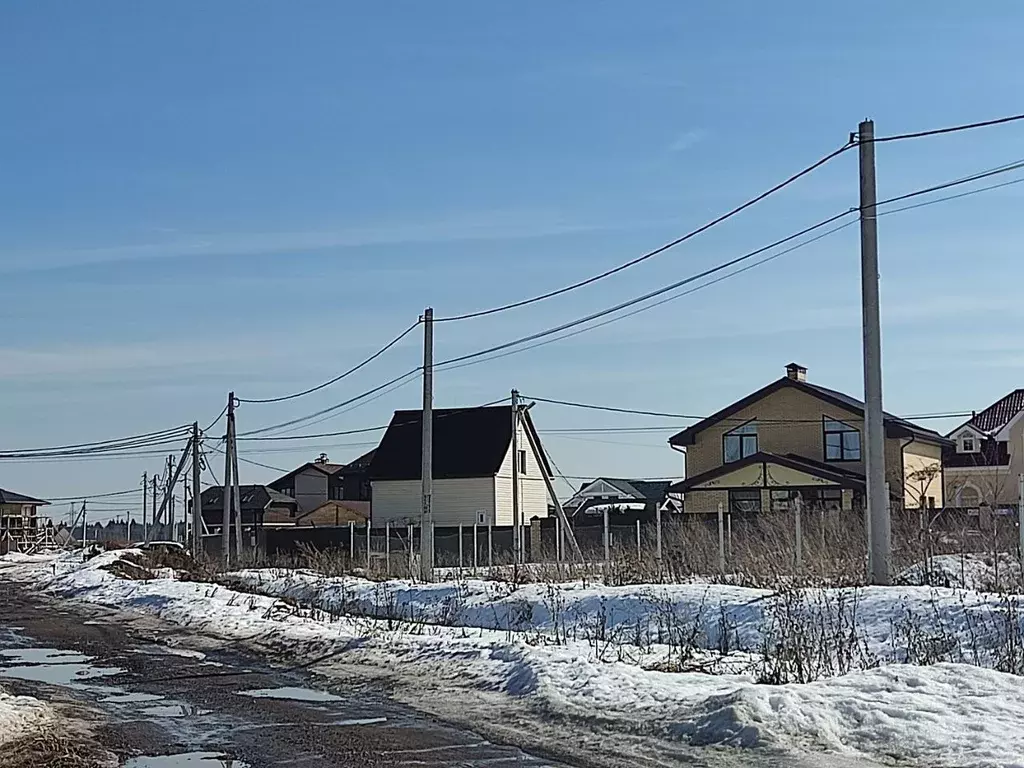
(0, 733, 111, 768)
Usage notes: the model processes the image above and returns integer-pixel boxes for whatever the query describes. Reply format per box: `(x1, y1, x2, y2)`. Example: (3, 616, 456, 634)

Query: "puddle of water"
(102, 691, 164, 704)
(123, 753, 248, 767)
(141, 704, 212, 718)
(0, 661, 123, 686)
(238, 686, 340, 703)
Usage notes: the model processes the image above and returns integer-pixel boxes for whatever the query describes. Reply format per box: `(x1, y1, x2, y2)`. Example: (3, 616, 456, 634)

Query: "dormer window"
(958, 433, 979, 454)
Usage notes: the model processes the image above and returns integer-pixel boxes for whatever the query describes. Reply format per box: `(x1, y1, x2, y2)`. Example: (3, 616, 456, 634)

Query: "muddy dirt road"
(0, 586, 565, 767)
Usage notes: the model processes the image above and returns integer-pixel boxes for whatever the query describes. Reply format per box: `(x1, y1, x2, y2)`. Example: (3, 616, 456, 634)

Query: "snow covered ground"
(4, 550, 1024, 767)
(0, 686, 53, 747)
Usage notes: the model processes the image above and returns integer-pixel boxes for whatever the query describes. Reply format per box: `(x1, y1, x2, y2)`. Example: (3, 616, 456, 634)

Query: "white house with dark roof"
(944, 389, 1024, 510)
(367, 406, 553, 526)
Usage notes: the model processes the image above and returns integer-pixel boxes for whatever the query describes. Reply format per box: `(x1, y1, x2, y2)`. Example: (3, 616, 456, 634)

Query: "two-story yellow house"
(667, 364, 950, 515)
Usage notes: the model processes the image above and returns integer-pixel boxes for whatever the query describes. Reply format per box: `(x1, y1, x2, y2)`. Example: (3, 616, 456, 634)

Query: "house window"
(280, 487, 294, 498)
(723, 420, 758, 463)
(958, 434, 979, 454)
(770, 490, 791, 512)
(729, 489, 761, 515)
(477, 510, 487, 525)
(518, 449, 528, 475)
(823, 418, 861, 461)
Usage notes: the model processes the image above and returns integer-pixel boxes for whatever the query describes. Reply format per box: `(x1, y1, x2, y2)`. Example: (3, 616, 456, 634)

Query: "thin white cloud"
(668, 129, 706, 153)
(1, 209, 604, 274)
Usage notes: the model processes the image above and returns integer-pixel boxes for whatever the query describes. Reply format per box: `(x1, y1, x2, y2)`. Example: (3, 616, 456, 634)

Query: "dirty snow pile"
(5, 550, 1024, 768)
(0, 686, 53, 746)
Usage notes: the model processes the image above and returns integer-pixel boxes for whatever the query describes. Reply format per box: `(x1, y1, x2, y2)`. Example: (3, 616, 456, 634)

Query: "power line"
(239, 425, 389, 442)
(441, 220, 860, 376)
(237, 322, 420, 404)
(877, 174, 1024, 217)
(434, 155, 1024, 375)
(45, 488, 143, 502)
(237, 368, 421, 437)
(204, 405, 229, 433)
(206, 443, 288, 474)
(525, 394, 970, 425)
(872, 112, 1024, 143)
(0, 425, 190, 458)
(434, 141, 854, 322)
(875, 159, 1024, 208)
(435, 209, 857, 370)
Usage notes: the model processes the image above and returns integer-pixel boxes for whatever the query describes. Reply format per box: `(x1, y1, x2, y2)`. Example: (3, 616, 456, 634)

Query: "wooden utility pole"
(420, 308, 434, 580)
(192, 422, 202, 557)
(222, 392, 234, 565)
(511, 389, 520, 565)
(858, 118, 890, 585)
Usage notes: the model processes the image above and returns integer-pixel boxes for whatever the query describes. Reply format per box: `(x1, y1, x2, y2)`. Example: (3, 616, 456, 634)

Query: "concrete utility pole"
(858, 118, 890, 586)
(192, 422, 202, 557)
(81, 500, 87, 543)
(150, 476, 158, 540)
(222, 392, 234, 565)
(420, 308, 434, 580)
(141, 472, 148, 542)
(511, 389, 521, 564)
(231, 415, 243, 560)
(166, 454, 175, 542)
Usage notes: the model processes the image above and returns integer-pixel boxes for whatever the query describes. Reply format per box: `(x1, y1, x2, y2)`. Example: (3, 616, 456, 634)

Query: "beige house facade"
(943, 390, 1024, 511)
(669, 364, 949, 516)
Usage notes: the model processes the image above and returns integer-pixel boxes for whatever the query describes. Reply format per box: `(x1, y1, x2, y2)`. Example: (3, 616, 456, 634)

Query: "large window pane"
(842, 430, 861, 459)
(823, 417, 860, 462)
(724, 435, 741, 463)
(723, 420, 758, 462)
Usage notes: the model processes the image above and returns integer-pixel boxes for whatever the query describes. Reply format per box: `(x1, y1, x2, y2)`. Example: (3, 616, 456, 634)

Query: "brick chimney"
(785, 363, 807, 382)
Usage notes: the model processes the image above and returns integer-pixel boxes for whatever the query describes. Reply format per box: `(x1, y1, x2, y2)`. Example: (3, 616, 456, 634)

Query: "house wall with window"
(494, 419, 550, 525)
(944, 416, 1024, 508)
(685, 386, 870, 477)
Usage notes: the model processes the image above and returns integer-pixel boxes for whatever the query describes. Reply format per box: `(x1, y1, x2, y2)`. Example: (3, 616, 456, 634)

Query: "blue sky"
(3, 2, 1024, 519)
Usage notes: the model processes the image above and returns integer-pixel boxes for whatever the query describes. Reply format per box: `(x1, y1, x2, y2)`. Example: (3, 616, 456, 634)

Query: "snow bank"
(5, 551, 1024, 767)
(897, 553, 1023, 592)
(224, 568, 1024, 667)
(0, 687, 53, 746)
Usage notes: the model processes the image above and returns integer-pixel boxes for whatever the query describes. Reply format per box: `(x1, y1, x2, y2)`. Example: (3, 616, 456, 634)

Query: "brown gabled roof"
(958, 390, 1024, 435)
(668, 376, 950, 448)
(0, 488, 49, 505)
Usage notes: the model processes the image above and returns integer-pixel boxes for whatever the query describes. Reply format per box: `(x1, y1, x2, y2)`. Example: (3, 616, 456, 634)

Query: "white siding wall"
(294, 468, 328, 513)
(494, 420, 551, 525)
(371, 478, 496, 526)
